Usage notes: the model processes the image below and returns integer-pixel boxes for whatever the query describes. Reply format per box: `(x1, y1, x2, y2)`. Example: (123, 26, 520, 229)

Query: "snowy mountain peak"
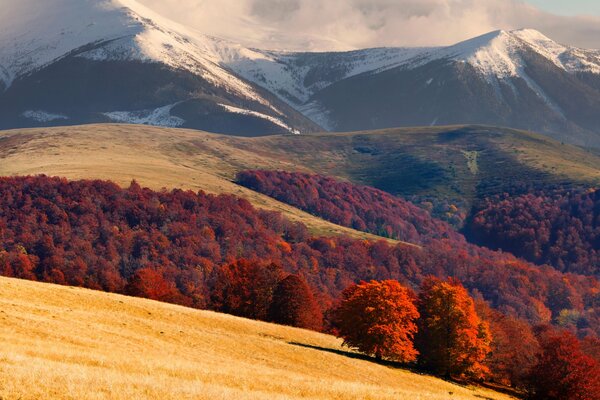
(441, 28, 600, 78)
(0, 0, 270, 105)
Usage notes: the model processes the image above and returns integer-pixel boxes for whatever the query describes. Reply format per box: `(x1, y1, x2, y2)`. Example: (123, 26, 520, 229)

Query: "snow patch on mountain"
(22, 110, 69, 123)
(224, 47, 433, 107)
(0, 0, 281, 113)
(103, 103, 184, 127)
(219, 104, 300, 134)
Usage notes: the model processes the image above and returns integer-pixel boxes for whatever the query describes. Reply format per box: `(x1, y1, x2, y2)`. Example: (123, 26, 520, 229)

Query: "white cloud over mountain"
(138, 0, 600, 51)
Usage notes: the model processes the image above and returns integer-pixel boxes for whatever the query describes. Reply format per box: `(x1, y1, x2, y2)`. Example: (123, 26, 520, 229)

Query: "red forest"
(236, 170, 464, 244)
(0, 175, 599, 337)
(467, 188, 600, 276)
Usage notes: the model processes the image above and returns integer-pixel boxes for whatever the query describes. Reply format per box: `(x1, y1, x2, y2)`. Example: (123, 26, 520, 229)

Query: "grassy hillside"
(1, 123, 599, 223)
(0, 124, 401, 244)
(0, 276, 514, 400)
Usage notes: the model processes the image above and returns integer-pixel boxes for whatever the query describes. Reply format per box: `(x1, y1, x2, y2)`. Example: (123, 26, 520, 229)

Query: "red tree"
(476, 300, 540, 387)
(527, 330, 600, 400)
(125, 267, 191, 306)
(268, 274, 323, 330)
(332, 280, 420, 362)
(210, 259, 283, 321)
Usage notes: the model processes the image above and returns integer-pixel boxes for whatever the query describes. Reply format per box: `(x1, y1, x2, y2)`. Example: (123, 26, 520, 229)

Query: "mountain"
(2, 2, 600, 144)
(230, 29, 600, 147)
(0, 0, 320, 135)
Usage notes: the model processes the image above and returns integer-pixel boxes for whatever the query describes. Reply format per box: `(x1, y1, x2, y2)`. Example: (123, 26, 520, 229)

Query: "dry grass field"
(0, 276, 515, 400)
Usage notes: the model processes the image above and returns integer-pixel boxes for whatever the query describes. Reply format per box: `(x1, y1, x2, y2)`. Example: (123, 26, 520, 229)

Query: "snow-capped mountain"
(2, 1, 600, 146)
(222, 28, 600, 147)
(0, 0, 319, 134)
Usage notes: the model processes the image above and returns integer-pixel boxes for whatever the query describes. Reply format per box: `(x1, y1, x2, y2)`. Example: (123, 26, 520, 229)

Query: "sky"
(526, 0, 600, 16)
(138, 0, 600, 51)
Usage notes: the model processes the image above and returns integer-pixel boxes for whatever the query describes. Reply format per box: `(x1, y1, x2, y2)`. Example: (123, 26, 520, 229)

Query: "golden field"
(0, 276, 515, 400)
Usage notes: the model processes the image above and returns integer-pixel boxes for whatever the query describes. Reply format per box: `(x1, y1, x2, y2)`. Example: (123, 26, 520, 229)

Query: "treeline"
(0, 176, 598, 336)
(237, 170, 464, 244)
(333, 278, 600, 399)
(467, 188, 600, 276)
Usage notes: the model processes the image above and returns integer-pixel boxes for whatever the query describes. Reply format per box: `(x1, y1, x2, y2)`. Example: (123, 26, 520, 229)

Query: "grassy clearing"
(0, 276, 514, 400)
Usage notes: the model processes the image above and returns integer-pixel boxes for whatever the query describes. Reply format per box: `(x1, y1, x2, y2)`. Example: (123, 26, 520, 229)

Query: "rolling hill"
(0, 276, 515, 400)
(2, 123, 599, 224)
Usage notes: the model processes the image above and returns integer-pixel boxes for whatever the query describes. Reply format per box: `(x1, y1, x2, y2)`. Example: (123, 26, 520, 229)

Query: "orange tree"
(332, 279, 419, 362)
(415, 277, 491, 380)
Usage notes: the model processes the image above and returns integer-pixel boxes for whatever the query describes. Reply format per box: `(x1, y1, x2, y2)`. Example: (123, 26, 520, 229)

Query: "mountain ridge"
(2, 1, 600, 146)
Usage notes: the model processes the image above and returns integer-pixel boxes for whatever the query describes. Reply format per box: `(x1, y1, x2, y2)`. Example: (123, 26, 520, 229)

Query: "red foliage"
(237, 170, 463, 244)
(0, 176, 598, 337)
(527, 330, 600, 400)
(416, 277, 492, 380)
(332, 280, 420, 362)
(126, 267, 192, 306)
(210, 259, 283, 320)
(476, 300, 540, 388)
(268, 274, 323, 330)
(468, 188, 600, 276)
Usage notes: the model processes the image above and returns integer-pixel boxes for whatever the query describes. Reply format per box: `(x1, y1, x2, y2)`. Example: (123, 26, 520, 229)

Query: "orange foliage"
(476, 300, 540, 388)
(332, 280, 419, 362)
(416, 277, 491, 380)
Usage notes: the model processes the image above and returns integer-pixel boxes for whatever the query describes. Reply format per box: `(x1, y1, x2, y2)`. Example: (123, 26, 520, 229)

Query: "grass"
(0, 276, 515, 400)
(1, 123, 599, 231)
(0, 124, 401, 244)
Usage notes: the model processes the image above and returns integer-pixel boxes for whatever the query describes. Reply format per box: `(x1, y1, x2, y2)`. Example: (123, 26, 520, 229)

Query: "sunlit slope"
(2, 123, 599, 225)
(0, 277, 514, 400)
(0, 124, 399, 243)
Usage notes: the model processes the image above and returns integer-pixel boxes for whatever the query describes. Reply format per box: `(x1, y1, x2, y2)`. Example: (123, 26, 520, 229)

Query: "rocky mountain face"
(229, 29, 600, 147)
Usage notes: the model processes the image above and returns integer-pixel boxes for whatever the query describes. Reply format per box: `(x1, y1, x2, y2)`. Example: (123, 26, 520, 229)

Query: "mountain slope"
(228, 29, 600, 147)
(0, 124, 405, 243)
(1, 123, 599, 224)
(0, 0, 320, 135)
(0, 276, 514, 400)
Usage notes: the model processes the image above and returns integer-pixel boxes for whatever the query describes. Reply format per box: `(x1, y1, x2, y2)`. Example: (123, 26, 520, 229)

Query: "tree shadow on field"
(288, 341, 524, 399)
(287, 341, 414, 370)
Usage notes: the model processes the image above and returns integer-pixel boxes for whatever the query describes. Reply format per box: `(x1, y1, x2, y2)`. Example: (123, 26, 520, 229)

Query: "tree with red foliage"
(467, 188, 600, 276)
(237, 170, 463, 245)
(125, 267, 191, 306)
(0, 176, 599, 337)
(268, 274, 322, 330)
(416, 277, 491, 380)
(332, 280, 419, 362)
(210, 259, 283, 321)
(527, 330, 600, 400)
(476, 300, 540, 388)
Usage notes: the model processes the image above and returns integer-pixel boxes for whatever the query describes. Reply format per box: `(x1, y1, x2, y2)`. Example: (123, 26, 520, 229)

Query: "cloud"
(137, 0, 600, 51)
